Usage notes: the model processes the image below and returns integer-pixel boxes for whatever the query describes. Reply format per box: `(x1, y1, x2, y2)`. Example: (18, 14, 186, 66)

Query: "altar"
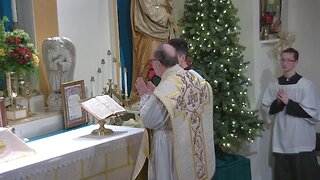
(0, 125, 144, 180)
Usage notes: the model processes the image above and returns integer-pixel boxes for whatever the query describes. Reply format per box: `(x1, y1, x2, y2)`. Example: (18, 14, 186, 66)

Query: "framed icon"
(61, 80, 88, 129)
(260, 0, 282, 40)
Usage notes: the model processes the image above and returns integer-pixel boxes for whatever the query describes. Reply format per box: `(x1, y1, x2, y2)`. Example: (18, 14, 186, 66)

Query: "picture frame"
(260, 0, 282, 40)
(61, 80, 88, 129)
(0, 97, 7, 127)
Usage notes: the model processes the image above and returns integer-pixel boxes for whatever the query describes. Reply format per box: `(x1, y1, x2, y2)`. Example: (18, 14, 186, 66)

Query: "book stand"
(91, 117, 114, 136)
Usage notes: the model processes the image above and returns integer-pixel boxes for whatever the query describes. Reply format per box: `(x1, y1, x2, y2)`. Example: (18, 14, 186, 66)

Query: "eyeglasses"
(149, 58, 158, 62)
(279, 59, 297, 63)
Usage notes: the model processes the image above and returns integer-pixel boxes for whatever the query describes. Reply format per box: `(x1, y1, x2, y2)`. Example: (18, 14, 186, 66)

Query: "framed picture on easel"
(61, 80, 88, 129)
(0, 97, 7, 127)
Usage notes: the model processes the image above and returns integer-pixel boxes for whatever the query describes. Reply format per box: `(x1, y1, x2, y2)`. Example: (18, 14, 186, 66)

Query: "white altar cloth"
(0, 128, 35, 163)
(0, 125, 144, 180)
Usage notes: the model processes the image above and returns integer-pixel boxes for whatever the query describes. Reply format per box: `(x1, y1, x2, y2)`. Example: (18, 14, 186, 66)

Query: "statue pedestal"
(47, 93, 62, 112)
(6, 107, 28, 120)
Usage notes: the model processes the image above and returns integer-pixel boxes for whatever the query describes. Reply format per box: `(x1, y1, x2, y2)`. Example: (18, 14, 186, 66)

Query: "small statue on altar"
(42, 37, 76, 111)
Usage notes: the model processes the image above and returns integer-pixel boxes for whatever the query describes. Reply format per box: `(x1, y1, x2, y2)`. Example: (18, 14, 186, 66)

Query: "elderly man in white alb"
(132, 43, 215, 180)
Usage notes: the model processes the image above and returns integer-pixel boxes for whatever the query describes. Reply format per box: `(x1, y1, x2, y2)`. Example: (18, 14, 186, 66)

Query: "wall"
(287, 1, 320, 88)
(57, 0, 120, 97)
(16, 0, 35, 44)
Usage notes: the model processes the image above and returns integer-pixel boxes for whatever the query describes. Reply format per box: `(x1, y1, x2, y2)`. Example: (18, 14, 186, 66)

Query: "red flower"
(265, 16, 273, 24)
(1, 25, 39, 73)
(10, 52, 19, 59)
(261, 11, 274, 25)
(14, 37, 21, 44)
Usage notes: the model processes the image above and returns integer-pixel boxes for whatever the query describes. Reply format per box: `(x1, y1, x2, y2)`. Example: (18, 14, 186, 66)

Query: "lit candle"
(124, 67, 128, 98)
(11, 0, 17, 22)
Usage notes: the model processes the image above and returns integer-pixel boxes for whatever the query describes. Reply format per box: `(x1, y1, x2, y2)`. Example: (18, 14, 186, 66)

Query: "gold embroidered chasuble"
(132, 65, 215, 179)
(154, 65, 215, 179)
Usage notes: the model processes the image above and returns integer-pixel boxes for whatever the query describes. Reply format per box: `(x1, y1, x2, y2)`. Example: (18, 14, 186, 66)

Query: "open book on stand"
(81, 95, 126, 120)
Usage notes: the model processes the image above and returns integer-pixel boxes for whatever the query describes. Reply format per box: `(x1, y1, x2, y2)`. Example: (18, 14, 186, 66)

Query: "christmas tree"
(179, 0, 263, 152)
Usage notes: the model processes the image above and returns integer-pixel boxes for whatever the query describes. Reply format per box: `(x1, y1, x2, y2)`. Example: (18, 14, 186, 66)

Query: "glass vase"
(5, 72, 28, 120)
(5, 72, 22, 109)
(5, 72, 12, 100)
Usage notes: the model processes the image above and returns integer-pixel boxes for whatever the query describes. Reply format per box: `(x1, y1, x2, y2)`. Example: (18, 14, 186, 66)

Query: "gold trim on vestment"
(153, 65, 214, 179)
(174, 73, 209, 179)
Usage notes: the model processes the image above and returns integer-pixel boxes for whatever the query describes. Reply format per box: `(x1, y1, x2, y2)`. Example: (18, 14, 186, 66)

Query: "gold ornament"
(273, 31, 296, 60)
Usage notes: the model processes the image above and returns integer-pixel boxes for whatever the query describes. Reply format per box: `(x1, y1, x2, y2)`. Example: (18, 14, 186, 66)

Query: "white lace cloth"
(0, 125, 143, 180)
(0, 128, 35, 164)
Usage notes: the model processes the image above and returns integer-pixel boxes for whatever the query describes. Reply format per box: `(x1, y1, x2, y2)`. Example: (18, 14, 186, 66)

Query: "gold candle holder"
(21, 81, 35, 117)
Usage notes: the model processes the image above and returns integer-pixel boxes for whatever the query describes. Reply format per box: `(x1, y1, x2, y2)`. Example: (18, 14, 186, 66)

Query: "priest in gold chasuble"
(132, 43, 215, 180)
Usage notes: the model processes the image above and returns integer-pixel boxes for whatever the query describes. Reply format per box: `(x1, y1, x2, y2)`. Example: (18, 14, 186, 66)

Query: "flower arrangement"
(0, 16, 39, 74)
(260, 12, 274, 29)
(0, 17, 7, 60)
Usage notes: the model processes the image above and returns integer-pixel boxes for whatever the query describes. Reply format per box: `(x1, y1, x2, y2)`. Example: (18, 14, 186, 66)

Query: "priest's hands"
(135, 77, 156, 97)
(146, 81, 156, 92)
(277, 88, 289, 105)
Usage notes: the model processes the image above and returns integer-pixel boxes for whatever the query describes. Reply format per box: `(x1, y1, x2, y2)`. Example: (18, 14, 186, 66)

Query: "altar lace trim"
(0, 125, 143, 179)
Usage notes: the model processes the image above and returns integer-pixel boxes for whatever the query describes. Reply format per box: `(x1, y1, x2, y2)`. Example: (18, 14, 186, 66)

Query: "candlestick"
(101, 59, 106, 88)
(90, 76, 96, 97)
(11, 0, 17, 22)
(97, 68, 102, 95)
(124, 67, 128, 98)
(107, 50, 112, 80)
(119, 65, 122, 94)
(112, 57, 117, 86)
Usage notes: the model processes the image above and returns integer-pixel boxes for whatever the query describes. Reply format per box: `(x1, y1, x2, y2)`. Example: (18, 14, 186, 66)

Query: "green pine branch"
(180, 0, 263, 152)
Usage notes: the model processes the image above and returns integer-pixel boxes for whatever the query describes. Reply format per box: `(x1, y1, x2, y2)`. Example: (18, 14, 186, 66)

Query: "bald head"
(163, 43, 176, 57)
(153, 43, 178, 68)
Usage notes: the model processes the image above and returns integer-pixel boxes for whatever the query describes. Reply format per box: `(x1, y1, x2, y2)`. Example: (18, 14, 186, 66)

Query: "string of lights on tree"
(179, 0, 263, 152)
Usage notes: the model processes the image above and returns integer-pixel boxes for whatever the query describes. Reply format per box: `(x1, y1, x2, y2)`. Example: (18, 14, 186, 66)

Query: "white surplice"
(262, 77, 320, 153)
(140, 94, 178, 180)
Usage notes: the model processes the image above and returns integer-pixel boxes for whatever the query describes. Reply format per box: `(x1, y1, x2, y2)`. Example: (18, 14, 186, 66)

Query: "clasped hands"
(277, 88, 289, 105)
(135, 77, 156, 97)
